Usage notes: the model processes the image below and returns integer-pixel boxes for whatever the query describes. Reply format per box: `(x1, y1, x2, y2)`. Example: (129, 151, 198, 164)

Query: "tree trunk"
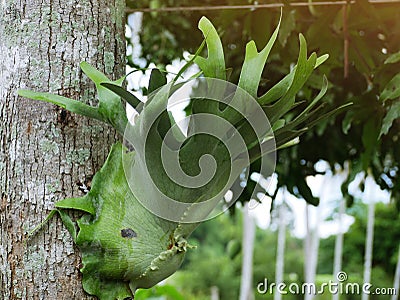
(0, 0, 125, 298)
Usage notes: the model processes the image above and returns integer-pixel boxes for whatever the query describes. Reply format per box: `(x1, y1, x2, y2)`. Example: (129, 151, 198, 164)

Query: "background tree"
(319, 201, 400, 293)
(0, 0, 125, 298)
(135, 199, 399, 299)
(127, 0, 400, 208)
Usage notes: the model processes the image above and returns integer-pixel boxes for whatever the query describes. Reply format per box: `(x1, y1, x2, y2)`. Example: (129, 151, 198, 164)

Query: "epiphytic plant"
(19, 16, 348, 299)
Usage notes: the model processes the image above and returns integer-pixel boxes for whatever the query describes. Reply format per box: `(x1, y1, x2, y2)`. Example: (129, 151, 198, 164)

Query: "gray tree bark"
(0, 0, 125, 298)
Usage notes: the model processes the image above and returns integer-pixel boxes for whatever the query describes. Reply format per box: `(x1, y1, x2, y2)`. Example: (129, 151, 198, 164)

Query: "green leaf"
(274, 128, 308, 150)
(59, 142, 190, 299)
(361, 117, 380, 170)
(258, 54, 328, 105)
(100, 82, 142, 110)
(237, 13, 281, 97)
(273, 77, 329, 135)
(18, 90, 102, 121)
(272, 102, 351, 155)
(272, 119, 285, 131)
(305, 102, 352, 129)
(135, 285, 185, 300)
(342, 110, 354, 134)
(380, 100, 400, 137)
(316, 54, 330, 67)
(80, 62, 128, 134)
(56, 197, 95, 215)
(194, 17, 226, 80)
(263, 34, 317, 124)
(175, 38, 206, 83)
(154, 285, 186, 300)
(58, 209, 77, 241)
(20, 62, 129, 135)
(384, 51, 400, 64)
(380, 73, 400, 102)
(277, 137, 300, 149)
(293, 75, 329, 121)
(26, 210, 57, 241)
(23, 16, 346, 299)
(148, 68, 167, 94)
(80, 61, 109, 83)
(259, 71, 294, 106)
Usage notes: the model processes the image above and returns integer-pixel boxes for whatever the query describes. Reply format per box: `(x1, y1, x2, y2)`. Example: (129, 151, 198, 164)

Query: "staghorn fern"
(19, 16, 349, 299)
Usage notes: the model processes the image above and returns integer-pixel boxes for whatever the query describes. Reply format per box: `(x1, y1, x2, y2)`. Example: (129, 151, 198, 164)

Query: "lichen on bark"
(0, 0, 125, 298)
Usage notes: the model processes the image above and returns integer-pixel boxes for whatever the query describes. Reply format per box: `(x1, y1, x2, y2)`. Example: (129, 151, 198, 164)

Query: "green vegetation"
(19, 2, 400, 298)
(134, 201, 399, 299)
(20, 14, 345, 298)
(129, 0, 400, 208)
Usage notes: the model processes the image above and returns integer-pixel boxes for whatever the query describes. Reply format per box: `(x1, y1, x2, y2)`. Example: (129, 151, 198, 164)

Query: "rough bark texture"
(0, 0, 125, 298)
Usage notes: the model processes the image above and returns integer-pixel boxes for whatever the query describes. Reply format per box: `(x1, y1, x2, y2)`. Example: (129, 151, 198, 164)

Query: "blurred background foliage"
(124, 2, 400, 298)
(125, 0, 400, 209)
(134, 202, 399, 299)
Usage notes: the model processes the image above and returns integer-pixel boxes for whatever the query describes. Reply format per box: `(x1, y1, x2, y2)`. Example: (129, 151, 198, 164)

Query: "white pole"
(332, 199, 345, 300)
(239, 202, 256, 300)
(392, 244, 400, 300)
(304, 205, 321, 300)
(274, 189, 287, 300)
(304, 204, 311, 282)
(362, 175, 375, 300)
(305, 173, 328, 300)
(211, 286, 220, 300)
